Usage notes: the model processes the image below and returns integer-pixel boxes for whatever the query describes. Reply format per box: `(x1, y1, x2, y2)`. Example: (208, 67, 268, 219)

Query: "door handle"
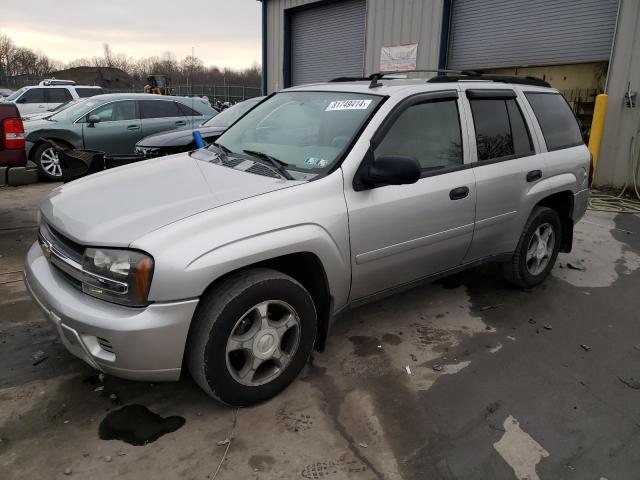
(526, 170, 542, 182)
(175, 121, 186, 126)
(449, 186, 470, 200)
(127, 125, 140, 131)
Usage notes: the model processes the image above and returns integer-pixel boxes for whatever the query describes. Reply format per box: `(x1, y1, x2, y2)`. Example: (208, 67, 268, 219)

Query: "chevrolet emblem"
(41, 241, 52, 259)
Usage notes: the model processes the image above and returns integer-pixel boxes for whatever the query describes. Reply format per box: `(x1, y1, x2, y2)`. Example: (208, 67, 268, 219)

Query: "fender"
(146, 223, 351, 311)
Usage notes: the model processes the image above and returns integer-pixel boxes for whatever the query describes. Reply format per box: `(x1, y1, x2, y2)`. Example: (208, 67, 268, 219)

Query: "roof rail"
(428, 74, 551, 88)
(329, 69, 550, 89)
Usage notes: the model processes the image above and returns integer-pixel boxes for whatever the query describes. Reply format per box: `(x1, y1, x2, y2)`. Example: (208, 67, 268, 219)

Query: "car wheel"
(33, 142, 63, 181)
(187, 268, 317, 406)
(503, 206, 561, 288)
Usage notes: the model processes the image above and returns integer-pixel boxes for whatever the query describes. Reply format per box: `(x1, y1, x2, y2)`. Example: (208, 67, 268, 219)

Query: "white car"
(3, 79, 103, 116)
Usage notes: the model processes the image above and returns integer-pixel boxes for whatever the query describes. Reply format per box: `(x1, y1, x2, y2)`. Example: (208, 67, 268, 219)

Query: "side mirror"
(17, 97, 27, 104)
(358, 153, 421, 189)
(87, 114, 101, 126)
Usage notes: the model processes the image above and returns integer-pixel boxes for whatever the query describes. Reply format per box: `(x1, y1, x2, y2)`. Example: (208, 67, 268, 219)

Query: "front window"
(6, 87, 27, 102)
(48, 98, 105, 122)
(215, 91, 383, 172)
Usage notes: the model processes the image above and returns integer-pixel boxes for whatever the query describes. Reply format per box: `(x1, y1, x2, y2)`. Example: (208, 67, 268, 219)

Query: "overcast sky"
(2, 0, 262, 69)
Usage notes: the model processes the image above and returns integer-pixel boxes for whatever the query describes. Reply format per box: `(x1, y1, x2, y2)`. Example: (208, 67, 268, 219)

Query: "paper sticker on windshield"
(325, 99, 372, 111)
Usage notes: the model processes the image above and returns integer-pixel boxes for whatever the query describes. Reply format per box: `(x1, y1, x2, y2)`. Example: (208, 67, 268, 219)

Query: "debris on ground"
(543, 324, 552, 330)
(405, 366, 412, 375)
(93, 386, 104, 392)
(618, 377, 640, 390)
(32, 350, 48, 366)
(567, 262, 587, 271)
(104, 455, 112, 463)
(359, 442, 368, 448)
(581, 344, 591, 352)
(480, 304, 503, 311)
(432, 364, 443, 372)
(528, 318, 536, 324)
(63, 467, 72, 475)
(117, 450, 126, 456)
(583, 291, 591, 296)
(217, 439, 230, 446)
(506, 336, 516, 341)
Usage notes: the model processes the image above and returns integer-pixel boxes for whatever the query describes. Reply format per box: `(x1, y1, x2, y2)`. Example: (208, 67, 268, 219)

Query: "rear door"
(139, 100, 189, 137)
(345, 90, 477, 300)
(460, 85, 546, 261)
(82, 100, 142, 154)
(16, 88, 47, 115)
(45, 88, 73, 111)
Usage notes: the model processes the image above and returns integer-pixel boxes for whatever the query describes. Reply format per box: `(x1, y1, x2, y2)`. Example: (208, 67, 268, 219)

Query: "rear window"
(469, 98, 533, 161)
(524, 92, 583, 151)
(46, 88, 73, 103)
(75, 88, 104, 98)
(139, 100, 183, 119)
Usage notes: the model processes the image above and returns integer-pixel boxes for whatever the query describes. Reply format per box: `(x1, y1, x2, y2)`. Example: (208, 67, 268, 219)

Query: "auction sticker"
(326, 99, 372, 111)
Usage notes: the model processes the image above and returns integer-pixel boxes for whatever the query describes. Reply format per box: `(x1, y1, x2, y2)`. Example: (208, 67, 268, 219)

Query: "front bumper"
(24, 242, 199, 381)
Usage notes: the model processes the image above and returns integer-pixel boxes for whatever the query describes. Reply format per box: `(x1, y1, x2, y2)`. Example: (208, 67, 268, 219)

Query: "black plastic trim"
(466, 89, 516, 100)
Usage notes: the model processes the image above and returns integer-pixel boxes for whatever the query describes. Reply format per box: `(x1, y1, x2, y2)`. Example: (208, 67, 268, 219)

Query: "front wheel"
(186, 268, 317, 406)
(33, 142, 63, 181)
(503, 206, 562, 288)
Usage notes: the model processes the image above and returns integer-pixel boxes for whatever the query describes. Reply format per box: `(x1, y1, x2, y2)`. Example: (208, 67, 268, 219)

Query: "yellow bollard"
(588, 93, 608, 185)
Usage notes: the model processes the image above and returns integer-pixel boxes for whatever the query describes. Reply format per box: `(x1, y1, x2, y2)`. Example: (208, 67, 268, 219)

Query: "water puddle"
(99, 404, 185, 446)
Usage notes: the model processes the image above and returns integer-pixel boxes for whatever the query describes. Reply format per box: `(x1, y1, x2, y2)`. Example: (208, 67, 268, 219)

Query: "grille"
(44, 223, 84, 263)
(97, 337, 114, 353)
(245, 163, 280, 178)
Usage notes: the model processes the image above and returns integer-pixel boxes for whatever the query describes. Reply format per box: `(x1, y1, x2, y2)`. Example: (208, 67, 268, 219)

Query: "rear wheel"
(504, 206, 561, 288)
(33, 142, 63, 181)
(187, 268, 317, 406)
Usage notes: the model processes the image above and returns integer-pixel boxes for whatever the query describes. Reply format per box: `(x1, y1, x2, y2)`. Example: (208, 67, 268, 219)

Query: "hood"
(40, 152, 302, 246)
(137, 126, 226, 148)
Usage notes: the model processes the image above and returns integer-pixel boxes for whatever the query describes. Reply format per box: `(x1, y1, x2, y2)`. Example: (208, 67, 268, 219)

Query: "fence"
(103, 84, 262, 104)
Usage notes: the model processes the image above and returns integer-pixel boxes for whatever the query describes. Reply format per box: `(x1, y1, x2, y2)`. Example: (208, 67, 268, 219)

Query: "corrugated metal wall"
(597, 0, 638, 187)
(291, 0, 367, 85)
(447, 0, 619, 70)
(264, 0, 443, 92)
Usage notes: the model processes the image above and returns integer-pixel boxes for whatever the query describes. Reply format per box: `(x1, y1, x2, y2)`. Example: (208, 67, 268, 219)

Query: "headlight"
(81, 248, 154, 307)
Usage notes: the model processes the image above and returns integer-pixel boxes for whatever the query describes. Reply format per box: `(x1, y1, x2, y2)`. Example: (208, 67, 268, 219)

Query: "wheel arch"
(28, 137, 74, 160)
(197, 252, 334, 352)
(534, 190, 574, 252)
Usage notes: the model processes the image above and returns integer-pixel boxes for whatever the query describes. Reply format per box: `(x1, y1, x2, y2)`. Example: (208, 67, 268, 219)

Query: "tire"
(503, 206, 562, 289)
(33, 142, 64, 181)
(186, 268, 317, 406)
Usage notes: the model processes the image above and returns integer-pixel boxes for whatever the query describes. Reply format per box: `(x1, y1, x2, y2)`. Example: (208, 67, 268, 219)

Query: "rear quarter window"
(524, 92, 583, 151)
(75, 88, 104, 98)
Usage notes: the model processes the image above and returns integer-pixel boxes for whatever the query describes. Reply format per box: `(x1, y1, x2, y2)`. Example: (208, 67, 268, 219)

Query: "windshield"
(48, 97, 105, 122)
(6, 87, 26, 102)
(203, 98, 261, 128)
(215, 91, 382, 172)
(48, 99, 79, 112)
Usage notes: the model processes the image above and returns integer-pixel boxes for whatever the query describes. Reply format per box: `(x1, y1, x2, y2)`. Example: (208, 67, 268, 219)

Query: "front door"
(345, 91, 477, 300)
(82, 100, 142, 154)
(16, 88, 47, 115)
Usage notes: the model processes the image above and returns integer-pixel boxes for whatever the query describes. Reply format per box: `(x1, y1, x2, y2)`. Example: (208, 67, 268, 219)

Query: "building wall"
(264, 0, 443, 93)
(597, 0, 640, 187)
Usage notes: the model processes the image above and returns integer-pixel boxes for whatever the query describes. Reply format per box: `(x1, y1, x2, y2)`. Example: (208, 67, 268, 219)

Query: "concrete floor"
(1, 183, 639, 480)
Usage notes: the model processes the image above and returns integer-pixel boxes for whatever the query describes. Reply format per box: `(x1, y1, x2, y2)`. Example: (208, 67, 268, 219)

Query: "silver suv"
(24, 73, 590, 406)
(3, 79, 103, 116)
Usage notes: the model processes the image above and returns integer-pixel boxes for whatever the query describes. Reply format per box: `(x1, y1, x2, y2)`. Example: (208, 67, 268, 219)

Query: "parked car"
(3, 80, 103, 116)
(0, 88, 13, 98)
(0, 102, 26, 168)
(24, 93, 218, 180)
(25, 74, 590, 406)
(135, 96, 263, 157)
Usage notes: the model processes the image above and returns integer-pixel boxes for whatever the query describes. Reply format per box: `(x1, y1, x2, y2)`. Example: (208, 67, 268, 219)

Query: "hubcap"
(225, 300, 301, 386)
(40, 147, 62, 177)
(525, 223, 555, 276)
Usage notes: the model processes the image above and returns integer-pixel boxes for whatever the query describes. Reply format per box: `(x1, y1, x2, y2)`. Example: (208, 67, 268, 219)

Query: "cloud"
(1, 0, 261, 69)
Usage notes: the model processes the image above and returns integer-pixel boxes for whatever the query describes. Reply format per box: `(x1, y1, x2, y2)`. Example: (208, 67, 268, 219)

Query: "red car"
(0, 102, 26, 169)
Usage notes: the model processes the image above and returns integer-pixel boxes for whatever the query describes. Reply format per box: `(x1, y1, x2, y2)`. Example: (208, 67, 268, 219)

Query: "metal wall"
(290, 0, 367, 85)
(597, 0, 639, 187)
(264, 0, 443, 93)
(447, 0, 619, 70)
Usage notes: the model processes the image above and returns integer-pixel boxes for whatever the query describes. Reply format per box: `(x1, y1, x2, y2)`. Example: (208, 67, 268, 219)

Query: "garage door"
(291, 0, 366, 86)
(447, 0, 619, 70)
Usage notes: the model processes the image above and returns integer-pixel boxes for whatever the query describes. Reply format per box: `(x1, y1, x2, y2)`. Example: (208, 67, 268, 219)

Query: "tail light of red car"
(2, 118, 25, 150)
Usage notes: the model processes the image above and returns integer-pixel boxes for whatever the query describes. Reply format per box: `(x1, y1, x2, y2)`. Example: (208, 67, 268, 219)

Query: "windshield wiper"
(242, 149, 294, 180)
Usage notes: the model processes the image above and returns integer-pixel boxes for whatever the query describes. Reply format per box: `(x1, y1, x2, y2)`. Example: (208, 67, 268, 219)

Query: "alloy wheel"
(525, 223, 555, 275)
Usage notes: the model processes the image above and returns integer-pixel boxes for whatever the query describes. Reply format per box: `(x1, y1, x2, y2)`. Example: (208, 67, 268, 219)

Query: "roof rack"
(329, 69, 550, 89)
(427, 74, 550, 88)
